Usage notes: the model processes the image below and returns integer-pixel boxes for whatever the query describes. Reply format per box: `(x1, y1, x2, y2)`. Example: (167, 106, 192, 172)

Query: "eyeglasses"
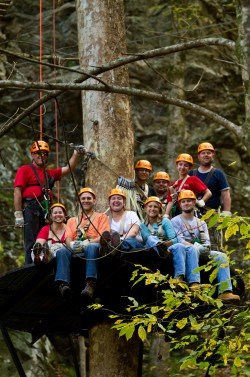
(33, 151, 49, 157)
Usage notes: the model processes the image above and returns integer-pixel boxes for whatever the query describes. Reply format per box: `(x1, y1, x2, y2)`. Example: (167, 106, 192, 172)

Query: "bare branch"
(0, 37, 236, 138)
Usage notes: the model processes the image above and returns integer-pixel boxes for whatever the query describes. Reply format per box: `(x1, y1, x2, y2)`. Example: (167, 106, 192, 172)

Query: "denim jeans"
(121, 237, 144, 251)
(145, 235, 165, 257)
(84, 243, 99, 279)
(168, 243, 200, 284)
(204, 250, 233, 293)
(55, 246, 72, 284)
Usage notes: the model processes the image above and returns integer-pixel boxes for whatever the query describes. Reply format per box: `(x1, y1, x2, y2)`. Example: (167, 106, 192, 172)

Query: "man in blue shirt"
(189, 142, 231, 215)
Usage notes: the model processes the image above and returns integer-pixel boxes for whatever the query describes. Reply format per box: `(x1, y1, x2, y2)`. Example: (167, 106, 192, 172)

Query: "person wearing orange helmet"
(65, 187, 110, 298)
(189, 142, 231, 215)
(14, 140, 85, 264)
(165, 153, 212, 217)
(170, 190, 240, 302)
(152, 171, 171, 212)
(99, 188, 144, 254)
(134, 159, 155, 207)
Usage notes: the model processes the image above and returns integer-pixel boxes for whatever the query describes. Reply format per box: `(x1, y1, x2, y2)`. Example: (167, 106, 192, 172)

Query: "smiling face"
(109, 195, 126, 212)
(79, 192, 96, 213)
(176, 161, 191, 177)
(145, 201, 161, 219)
(153, 179, 169, 195)
(198, 150, 215, 166)
(50, 206, 66, 223)
(179, 198, 196, 213)
(31, 151, 49, 167)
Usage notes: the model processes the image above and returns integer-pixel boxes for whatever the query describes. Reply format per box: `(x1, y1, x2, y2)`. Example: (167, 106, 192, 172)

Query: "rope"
(39, 0, 43, 139)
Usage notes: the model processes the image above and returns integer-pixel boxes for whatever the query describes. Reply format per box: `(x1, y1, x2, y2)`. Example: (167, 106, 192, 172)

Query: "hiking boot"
(189, 283, 201, 292)
(218, 291, 240, 303)
(33, 243, 43, 265)
(42, 243, 50, 264)
(156, 242, 170, 258)
(111, 231, 121, 248)
(81, 279, 97, 298)
(58, 283, 73, 300)
(99, 231, 111, 256)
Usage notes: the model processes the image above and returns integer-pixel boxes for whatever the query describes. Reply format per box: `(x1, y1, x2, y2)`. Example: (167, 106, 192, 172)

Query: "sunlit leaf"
(138, 325, 147, 341)
(176, 317, 188, 329)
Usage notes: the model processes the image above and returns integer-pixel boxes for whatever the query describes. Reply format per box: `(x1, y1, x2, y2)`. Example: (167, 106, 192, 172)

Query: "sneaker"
(58, 283, 73, 300)
(81, 279, 97, 298)
(156, 242, 169, 258)
(99, 231, 111, 256)
(218, 292, 240, 303)
(33, 243, 43, 265)
(111, 231, 121, 248)
(189, 283, 201, 292)
(42, 244, 50, 264)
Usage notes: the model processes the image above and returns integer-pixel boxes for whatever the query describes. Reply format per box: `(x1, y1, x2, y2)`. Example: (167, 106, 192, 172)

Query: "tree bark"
(76, 0, 134, 211)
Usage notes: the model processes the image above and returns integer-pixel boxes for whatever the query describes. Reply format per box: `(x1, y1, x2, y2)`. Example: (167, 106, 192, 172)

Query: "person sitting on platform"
(100, 188, 143, 254)
(171, 189, 240, 302)
(134, 160, 155, 208)
(165, 153, 212, 218)
(140, 195, 203, 290)
(65, 187, 110, 298)
(32, 202, 73, 299)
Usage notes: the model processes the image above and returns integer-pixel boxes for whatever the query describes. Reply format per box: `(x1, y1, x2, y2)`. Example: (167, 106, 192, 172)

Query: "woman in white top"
(101, 188, 144, 253)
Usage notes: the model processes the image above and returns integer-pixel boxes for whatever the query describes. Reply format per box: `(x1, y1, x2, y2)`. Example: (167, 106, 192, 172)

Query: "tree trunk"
(76, 0, 134, 211)
(76, 1, 141, 376)
(88, 323, 142, 377)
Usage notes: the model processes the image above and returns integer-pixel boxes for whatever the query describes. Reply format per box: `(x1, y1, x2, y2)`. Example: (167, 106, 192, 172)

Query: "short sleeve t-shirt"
(167, 176, 208, 202)
(189, 168, 229, 209)
(110, 211, 141, 237)
(65, 212, 110, 241)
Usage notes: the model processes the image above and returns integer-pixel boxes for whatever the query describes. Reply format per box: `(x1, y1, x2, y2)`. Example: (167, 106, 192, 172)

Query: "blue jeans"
(84, 243, 99, 279)
(145, 235, 166, 257)
(168, 243, 200, 284)
(204, 250, 233, 293)
(121, 237, 144, 251)
(55, 246, 72, 284)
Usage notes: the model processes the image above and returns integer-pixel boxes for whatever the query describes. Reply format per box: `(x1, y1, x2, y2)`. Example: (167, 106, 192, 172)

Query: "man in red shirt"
(14, 140, 85, 264)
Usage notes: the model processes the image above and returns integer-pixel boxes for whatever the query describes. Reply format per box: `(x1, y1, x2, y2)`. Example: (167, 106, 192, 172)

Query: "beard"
(182, 208, 194, 213)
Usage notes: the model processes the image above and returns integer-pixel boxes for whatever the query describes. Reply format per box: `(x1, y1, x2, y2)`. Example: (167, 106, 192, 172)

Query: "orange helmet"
(177, 190, 196, 202)
(176, 153, 193, 166)
(108, 188, 126, 199)
(153, 172, 170, 182)
(50, 202, 67, 214)
(78, 187, 96, 198)
(198, 142, 215, 153)
(30, 140, 50, 153)
(135, 160, 152, 171)
(144, 196, 162, 207)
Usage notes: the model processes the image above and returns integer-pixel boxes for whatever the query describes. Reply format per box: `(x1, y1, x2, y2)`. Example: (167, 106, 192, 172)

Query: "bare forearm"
(221, 190, 231, 211)
(14, 187, 23, 211)
(202, 189, 212, 202)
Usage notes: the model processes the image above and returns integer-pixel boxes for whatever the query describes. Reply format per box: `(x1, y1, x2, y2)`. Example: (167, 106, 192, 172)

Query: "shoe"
(156, 242, 170, 258)
(33, 243, 43, 265)
(81, 279, 97, 298)
(218, 292, 240, 303)
(111, 231, 121, 248)
(42, 244, 50, 264)
(99, 231, 111, 256)
(189, 283, 201, 292)
(58, 283, 73, 300)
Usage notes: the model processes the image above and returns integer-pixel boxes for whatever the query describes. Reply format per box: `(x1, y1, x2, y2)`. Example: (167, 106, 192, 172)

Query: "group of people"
(13, 140, 239, 303)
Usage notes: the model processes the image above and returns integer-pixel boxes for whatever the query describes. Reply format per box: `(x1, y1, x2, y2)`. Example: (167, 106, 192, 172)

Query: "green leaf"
(233, 356, 243, 367)
(176, 317, 188, 329)
(208, 213, 220, 228)
(201, 209, 216, 221)
(138, 325, 147, 341)
(209, 267, 218, 283)
(225, 224, 239, 240)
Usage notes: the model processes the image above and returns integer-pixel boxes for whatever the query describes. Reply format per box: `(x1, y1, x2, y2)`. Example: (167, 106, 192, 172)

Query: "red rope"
(39, 0, 43, 139)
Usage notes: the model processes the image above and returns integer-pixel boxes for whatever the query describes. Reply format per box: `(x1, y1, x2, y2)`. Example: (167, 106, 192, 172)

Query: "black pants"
(23, 200, 46, 264)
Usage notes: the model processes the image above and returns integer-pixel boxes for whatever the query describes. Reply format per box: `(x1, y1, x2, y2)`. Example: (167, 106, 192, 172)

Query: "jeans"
(121, 237, 144, 251)
(204, 250, 233, 293)
(55, 246, 72, 284)
(84, 243, 99, 279)
(145, 235, 165, 257)
(168, 243, 200, 284)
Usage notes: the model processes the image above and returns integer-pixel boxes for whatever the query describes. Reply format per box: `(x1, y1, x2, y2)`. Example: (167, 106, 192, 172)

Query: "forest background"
(0, 0, 249, 376)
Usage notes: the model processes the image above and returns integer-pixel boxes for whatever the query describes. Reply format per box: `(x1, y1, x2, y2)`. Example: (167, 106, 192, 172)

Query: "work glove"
(193, 242, 207, 253)
(49, 243, 63, 257)
(70, 239, 90, 253)
(14, 211, 24, 227)
(196, 199, 205, 208)
(221, 211, 232, 217)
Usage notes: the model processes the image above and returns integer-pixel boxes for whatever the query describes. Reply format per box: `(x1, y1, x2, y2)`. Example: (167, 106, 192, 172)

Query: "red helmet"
(30, 140, 50, 153)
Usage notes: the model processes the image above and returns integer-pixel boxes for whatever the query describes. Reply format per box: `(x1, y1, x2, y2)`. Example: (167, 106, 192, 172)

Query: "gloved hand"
(14, 211, 24, 227)
(196, 199, 205, 208)
(50, 243, 62, 255)
(221, 211, 232, 217)
(70, 239, 90, 253)
(193, 242, 207, 253)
